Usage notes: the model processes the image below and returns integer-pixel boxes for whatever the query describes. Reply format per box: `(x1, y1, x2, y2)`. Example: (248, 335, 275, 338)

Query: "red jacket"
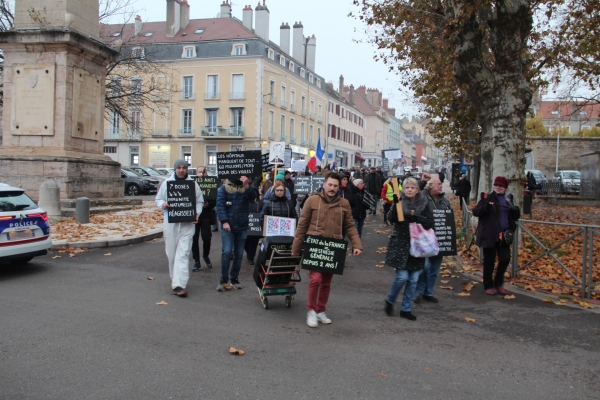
(381, 183, 393, 205)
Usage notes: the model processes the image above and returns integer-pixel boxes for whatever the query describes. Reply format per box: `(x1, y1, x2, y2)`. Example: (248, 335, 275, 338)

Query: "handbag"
(502, 230, 514, 245)
(409, 222, 439, 258)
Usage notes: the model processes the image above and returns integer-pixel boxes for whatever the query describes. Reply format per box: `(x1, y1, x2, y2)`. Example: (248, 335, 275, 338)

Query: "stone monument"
(0, 0, 123, 199)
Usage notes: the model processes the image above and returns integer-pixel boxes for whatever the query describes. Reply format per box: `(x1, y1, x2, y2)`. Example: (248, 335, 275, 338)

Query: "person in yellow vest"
(381, 177, 400, 226)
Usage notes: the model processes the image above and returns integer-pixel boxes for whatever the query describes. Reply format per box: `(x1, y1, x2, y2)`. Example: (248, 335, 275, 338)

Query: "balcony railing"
(229, 92, 246, 100)
(104, 129, 122, 140)
(177, 128, 196, 137)
(104, 129, 144, 141)
(301, 108, 307, 117)
(204, 92, 221, 100)
(281, 100, 287, 109)
(317, 116, 323, 123)
(290, 137, 296, 144)
(152, 129, 171, 137)
(301, 140, 308, 146)
(290, 104, 297, 113)
(179, 92, 195, 100)
(280, 134, 287, 141)
(269, 95, 277, 105)
(200, 126, 245, 137)
(310, 112, 316, 121)
(127, 130, 143, 141)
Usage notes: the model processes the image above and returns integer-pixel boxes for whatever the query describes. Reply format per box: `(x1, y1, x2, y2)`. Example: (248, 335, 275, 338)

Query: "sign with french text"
(301, 235, 347, 275)
(291, 159, 307, 172)
(311, 176, 325, 192)
(247, 212, 263, 236)
(217, 150, 262, 180)
(193, 177, 222, 200)
(263, 215, 296, 237)
(362, 190, 377, 211)
(432, 209, 457, 256)
(293, 176, 312, 194)
(167, 181, 196, 223)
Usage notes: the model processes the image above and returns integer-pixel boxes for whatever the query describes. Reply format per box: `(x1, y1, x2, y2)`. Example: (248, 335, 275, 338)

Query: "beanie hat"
(493, 176, 509, 188)
(353, 178, 364, 186)
(275, 172, 285, 181)
(173, 159, 188, 169)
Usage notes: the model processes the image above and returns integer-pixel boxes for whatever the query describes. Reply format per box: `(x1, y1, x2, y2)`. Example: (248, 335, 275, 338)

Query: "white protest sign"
(291, 159, 307, 172)
(263, 215, 296, 237)
(269, 142, 286, 165)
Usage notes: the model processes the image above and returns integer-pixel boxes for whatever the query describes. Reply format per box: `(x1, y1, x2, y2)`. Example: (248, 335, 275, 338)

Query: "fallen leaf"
(223, 283, 234, 290)
(378, 372, 388, 377)
(156, 301, 168, 305)
(441, 280, 450, 284)
(559, 299, 567, 304)
(104, 253, 112, 256)
(52, 256, 61, 259)
(69, 253, 76, 258)
(465, 317, 476, 323)
(424, 367, 430, 373)
(504, 295, 516, 300)
(451, 275, 460, 278)
(458, 292, 471, 297)
(554, 302, 566, 306)
(229, 347, 245, 356)
(147, 277, 154, 280)
(579, 301, 594, 309)
(461, 282, 473, 292)
(543, 298, 554, 303)
(439, 286, 454, 290)
(471, 281, 479, 285)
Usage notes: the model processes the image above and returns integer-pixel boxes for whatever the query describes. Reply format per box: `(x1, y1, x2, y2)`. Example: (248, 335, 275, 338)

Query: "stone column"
(0, 0, 122, 200)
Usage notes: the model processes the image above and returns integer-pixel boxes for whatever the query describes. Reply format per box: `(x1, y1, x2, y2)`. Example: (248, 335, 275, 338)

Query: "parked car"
(525, 169, 548, 190)
(0, 185, 52, 264)
(121, 169, 160, 196)
(125, 166, 167, 183)
(156, 168, 173, 176)
(552, 170, 581, 194)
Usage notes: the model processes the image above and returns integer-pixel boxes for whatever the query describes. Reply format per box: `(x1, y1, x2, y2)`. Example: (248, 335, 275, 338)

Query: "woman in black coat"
(457, 174, 472, 210)
(259, 181, 298, 223)
(383, 177, 434, 321)
(473, 176, 520, 295)
(350, 179, 367, 237)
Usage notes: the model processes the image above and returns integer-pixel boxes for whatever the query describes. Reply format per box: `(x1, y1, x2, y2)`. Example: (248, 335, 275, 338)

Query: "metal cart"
(256, 248, 302, 310)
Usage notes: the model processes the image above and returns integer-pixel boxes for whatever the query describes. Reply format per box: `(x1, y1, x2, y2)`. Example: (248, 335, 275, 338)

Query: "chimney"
(220, 0, 231, 18)
(242, 5, 253, 30)
(357, 85, 366, 95)
(378, 92, 383, 107)
(180, 0, 190, 29)
(293, 21, 304, 64)
(349, 85, 355, 107)
(280, 22, 290, 54)
(338, 75, 344, 99)
(255, 1, 270, 42)
(166, 0, 181, 37)
(134, 15, 142, 37)
(306, 34, 316, 71)
(383, 99, 388, 109)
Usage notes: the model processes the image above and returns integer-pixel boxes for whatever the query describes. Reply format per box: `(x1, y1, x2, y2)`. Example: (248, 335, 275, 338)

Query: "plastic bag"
(409, 222, 439, 258)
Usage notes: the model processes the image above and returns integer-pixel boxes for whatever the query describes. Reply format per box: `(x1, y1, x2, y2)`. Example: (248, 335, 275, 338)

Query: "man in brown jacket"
(292, 172, 362, 328)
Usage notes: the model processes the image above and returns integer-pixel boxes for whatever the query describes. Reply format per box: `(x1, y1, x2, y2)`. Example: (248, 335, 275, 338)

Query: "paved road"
(2, 213, 600, 399)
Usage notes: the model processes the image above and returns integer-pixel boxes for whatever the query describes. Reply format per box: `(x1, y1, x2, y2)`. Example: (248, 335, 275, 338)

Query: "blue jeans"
(353, 218, 365, 238)
(386, 269, 420, 312)
(416, 255, 444, 297)
(220, 229, 248, 282)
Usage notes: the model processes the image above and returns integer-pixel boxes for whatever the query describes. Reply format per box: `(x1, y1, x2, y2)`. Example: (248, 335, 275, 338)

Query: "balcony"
(317, 116, 323, 124)
(290, 137, 296, 144)
(104, 129, 144, 141)
(301, 108, 307, 117)
(177, 128, 196, 137)
(201, 126, 245, 137)
(290, 104, 297, 113)
(229, 92, 246, 100)
(301, 140, 308, 147)
(280, 100, 287, 109)
(280, 134, 287, 141)
(310, 112, 316, 121)
(152, 93, 170, 102)
(204, 92, 221, 100)
(179, 92, 195, 101)
(151, 129, 171, 137)
(269, 95, 277, 105)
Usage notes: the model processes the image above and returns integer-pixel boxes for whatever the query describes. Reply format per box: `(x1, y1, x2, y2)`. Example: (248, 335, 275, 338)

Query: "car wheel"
(126, 184, 140, 196)
(11, 256, 34, 265)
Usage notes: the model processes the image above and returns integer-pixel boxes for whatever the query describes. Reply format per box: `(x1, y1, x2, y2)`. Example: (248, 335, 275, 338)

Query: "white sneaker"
(306, 310, 318, 328)
(316, 312, 332, 324)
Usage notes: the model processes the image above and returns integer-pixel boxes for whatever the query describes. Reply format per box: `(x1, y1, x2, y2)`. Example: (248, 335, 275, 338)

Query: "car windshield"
(122, 169, 140, 177)
(145, 168, 163, 176)
(563, 171, 580, 179)
(157, 170, 169, 175)
(0, 191, 38, 212)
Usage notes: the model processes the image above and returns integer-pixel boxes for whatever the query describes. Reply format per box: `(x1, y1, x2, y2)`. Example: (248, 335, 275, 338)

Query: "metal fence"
(540, 179, 600, 198)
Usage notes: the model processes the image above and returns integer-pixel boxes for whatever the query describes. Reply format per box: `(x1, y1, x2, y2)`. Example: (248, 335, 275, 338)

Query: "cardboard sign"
(193, 177, 222, 200)
(262, 149, 292, 171)
(269, 142, 286, 164)
(432, 209, 457, 256)
(294, 176, 312, 194)
(166, 181, 196, 223)
(382, 149, 403, 173)
(362, 190, 377, 211)
(217, 150, 262, 179)
(263, 215, 296, 237)
(301, 235, 347, 275)
(247, 212, 263, 236)
(291, 159, 307, 172)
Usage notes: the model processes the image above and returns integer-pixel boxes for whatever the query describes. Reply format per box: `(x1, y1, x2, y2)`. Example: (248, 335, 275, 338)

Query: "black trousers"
(383, 203, 391, 224)
(192, 219, 212, 262)
(370, 191, 378, 214)
(459, 196, 469, 210)
(245, 235, 261, 260)
(482, 242, 511, 289)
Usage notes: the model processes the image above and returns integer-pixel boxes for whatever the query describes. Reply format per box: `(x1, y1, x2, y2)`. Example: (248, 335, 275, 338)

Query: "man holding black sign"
(292, 173, 362, 328)
(155, 160, 204, 297)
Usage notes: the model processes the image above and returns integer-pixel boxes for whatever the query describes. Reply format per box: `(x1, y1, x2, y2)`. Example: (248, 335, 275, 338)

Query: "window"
(206, 109, 218, 133)
(316, 78, 321, 88)
(130, 146, 139, 166)
(130, 109, 142, 135)
(182, 109, 193, 133)
(108, 111, 120, 138)
(112, 32, 121, 37)
(301, 122, 305, 142)
(182, 46, 196, 58)
(580, 110, 588, 115)
(183, 76, 193, 99)
(231, 108, 243, 130)
(309, 125, 314, 144)
(269, 111, 274, 137)
(318, 103, 322, 117)
(551, 110, 559, 115)
(281, 85, 286, 107)
(290, 118, 295, 139)
(182, 146, 192, 165)
(131, 47, 144, 59)
(109, 77, 122, 97)
(310, 99, 315, 113)
(308, 73, 314, 83)
(280, 55, 286, 66)
(289, 61, 295, 72)
(300, 68, 305, 78)
(207, 145, 217, 166)
(103, 146, 117, 154)
(280, 115, 285, 137)
(207, 75, 218, 98)
(301, 95, 306, 113)
(232, 43, 246, 55)
(290, 89, 296, 106)
(195, 29, 205, 34)
(130, 78, 142, 101)
(269, 79, 275, 96)
(231, 74, 244, 99)
(267, 48, 274, 60)
(317, 128, 321, 143)
(144, 32, 153, 37)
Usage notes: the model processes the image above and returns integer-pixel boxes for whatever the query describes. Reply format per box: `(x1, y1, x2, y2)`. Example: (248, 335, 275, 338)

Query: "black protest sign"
(362, 190, 377, 211)
(217, 150, 262, 179)
(432, 209, 457, 256)
(262, 153, 272, 172)
(247, 212, 263, 236)
(311, 176, 325, 192)
(294, 176, 312, 194)
(382, 157, 390, 173)
(193, 177, 222, 200)
(301, 235, 347, 275)
(167, 181, 196, 223)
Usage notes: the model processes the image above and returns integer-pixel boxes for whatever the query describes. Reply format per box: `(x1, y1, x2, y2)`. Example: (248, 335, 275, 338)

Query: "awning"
(355, 154, 365, 161)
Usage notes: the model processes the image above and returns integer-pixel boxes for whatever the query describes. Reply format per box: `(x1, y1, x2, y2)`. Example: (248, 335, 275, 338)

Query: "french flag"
(307, 134, 324, 173)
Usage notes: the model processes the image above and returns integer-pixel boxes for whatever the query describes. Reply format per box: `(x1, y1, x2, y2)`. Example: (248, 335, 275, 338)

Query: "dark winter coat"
(199, 199, 216, 220)
(216, 181, 258, 232)
(350, 186, 368, 220)
(473, 191, 520, 248)
(424, 191, 452, 215)
(385, 191, 434, 271)
(340, 183, 355, 209)
(365, 172, 382, 194)
(456, 178, 471, 198)
(259, 195, 298, 224)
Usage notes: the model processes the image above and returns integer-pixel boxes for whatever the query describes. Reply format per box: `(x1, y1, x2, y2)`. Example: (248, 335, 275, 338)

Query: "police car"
(0, 184, 52, 264)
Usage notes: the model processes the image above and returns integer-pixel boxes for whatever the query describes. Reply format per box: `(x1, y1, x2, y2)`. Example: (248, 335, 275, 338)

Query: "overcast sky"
(107, 0, 419, 117)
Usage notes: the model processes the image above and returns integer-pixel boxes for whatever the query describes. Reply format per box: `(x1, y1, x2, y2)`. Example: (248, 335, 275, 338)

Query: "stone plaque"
(72, 68, 103, 141)
(12, 64, 55, 136)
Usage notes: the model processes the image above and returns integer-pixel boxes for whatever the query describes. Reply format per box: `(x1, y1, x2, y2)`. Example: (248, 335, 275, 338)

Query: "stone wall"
(527, 137, 600, 178)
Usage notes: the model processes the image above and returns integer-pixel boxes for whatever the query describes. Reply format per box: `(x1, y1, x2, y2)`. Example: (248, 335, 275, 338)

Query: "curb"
(50, 228, 163, 250)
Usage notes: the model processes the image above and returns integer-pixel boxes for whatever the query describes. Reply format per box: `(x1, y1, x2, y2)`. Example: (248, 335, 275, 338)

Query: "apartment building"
(534, 100, 600, 134)
(101, 0, 327, 173)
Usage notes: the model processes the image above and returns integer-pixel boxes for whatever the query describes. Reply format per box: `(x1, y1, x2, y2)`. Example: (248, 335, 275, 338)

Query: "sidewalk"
(50, 201, 164, 250)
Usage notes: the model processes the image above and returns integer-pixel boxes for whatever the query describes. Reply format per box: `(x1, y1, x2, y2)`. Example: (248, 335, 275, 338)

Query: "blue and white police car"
(0, 184, 52, 264)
